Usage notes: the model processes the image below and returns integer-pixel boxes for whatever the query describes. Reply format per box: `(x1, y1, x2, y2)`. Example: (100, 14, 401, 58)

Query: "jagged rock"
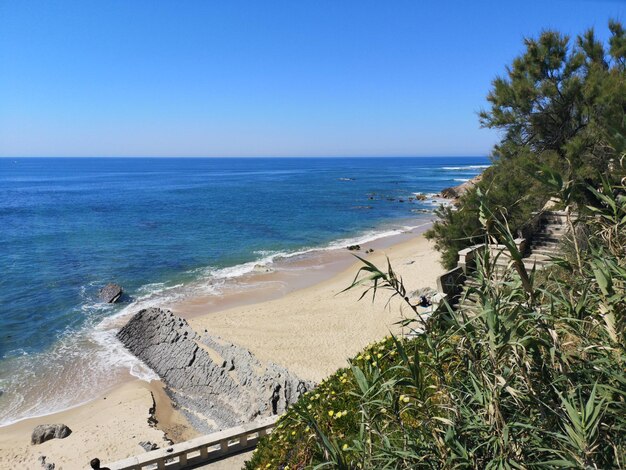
(31, 424, 72, 445)
(117, 308, 312, 433)
(414, 193, 427, 201)
(99, 283, 123, 303)
(441, 174, 483, 201)
(139, 441, 159, 452)
(347, 244, 361, 251)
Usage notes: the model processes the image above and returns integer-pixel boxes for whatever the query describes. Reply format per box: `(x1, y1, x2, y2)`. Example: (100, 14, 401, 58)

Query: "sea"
(0, 156, 489, 426)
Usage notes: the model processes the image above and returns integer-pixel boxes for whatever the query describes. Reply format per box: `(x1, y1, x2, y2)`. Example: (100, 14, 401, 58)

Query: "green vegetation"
(426, 21, 626, 269)
(245, 22, 626, 469)
(246, 173, 626, 470)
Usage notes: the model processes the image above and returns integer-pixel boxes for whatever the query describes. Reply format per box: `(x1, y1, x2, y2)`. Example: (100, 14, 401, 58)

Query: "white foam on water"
(89, 327, 159, 383)
(1, 216, 435, 426)
(454, 178, 470, 182)
(441, 164, 490, 171)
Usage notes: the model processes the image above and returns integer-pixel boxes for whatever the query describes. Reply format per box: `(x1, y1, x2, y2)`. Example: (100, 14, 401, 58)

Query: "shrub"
(426, 21, 626, 269)
(245, 181, 626, 469)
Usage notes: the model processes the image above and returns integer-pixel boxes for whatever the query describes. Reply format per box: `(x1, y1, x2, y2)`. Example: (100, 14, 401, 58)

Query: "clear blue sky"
(0, 0, 624, 157)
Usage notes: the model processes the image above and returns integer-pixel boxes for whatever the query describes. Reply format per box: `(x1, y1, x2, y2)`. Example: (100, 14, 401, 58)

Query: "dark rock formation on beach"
(38, 456, 55, 470)
(440, 174, 482, 200)
(31, 424, 72, 445)
(139, 441, 159, 452)
(99, 283, 123, 303)
(117, 308, 312, 433)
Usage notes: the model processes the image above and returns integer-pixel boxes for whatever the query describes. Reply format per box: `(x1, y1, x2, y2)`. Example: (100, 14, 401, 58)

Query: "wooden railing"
(107, 415, 278, 470)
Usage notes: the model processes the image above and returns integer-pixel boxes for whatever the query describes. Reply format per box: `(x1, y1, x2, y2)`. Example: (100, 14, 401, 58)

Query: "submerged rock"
(31, 424, 72, 445)
(99, 283, 123, 303)
(117, 308, 312, 433)
(253, 264, 274, 274)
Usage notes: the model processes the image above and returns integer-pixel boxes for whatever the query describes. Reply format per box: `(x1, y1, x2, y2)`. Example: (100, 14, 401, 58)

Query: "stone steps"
(451, 210, 575, 314)
(530, 247, 560, 256)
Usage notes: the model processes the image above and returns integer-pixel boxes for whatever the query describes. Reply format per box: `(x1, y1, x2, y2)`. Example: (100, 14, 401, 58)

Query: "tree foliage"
(427, 21, 626, 269)
(246, 179, 626, 469)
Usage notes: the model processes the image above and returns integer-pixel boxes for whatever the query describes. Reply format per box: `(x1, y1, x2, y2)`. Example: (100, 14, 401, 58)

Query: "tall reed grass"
(246, 180, 626, 469)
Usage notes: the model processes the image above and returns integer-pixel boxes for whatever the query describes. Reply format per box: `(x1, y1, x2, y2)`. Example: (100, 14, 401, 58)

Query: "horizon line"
(0, 154, 489, 159)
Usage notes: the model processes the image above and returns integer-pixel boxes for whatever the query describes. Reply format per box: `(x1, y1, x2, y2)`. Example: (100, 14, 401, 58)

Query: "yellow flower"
(357, 355, 363, 360)
(328, 410, 334, 417)
(403, 396, 410, 403)
(377, 353, 382, 358)
(365, 354, 371, 360)
(342, 443, 349, 451)
(291, 431, 296, 436)
(307, 404, 312, 410)
(372, 361, 377, 367)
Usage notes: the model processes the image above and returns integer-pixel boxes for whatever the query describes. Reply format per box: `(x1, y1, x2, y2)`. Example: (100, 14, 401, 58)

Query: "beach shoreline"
(0, 215, 435, 430)
(0, 225, 445, 468)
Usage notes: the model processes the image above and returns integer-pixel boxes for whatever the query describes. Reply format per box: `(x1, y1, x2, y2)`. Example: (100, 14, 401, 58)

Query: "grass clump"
(245, 21, 626, 468)
(245, 177, 626, 469)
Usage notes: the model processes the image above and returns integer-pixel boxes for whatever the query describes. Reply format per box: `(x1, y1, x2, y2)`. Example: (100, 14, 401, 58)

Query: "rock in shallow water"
(99, 283, 123, 303)
(117, 308, 312, 433)
(31, 424, 72, 445)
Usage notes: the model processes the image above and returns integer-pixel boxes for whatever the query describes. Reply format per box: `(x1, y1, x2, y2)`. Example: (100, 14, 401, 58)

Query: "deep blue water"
(0, 156, 488, 423)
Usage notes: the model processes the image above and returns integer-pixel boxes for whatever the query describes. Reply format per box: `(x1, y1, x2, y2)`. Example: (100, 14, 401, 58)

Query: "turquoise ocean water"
(0, 156, 488, 424)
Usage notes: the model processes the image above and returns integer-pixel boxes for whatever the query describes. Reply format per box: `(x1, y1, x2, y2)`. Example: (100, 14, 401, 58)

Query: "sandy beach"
(0, 230, 444, 469)
(174, 232, 443, 383)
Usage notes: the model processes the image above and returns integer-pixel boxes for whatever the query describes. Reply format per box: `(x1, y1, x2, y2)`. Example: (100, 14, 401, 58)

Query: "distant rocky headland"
(117, 308, 312, 434)
(439, 174, 483, 201)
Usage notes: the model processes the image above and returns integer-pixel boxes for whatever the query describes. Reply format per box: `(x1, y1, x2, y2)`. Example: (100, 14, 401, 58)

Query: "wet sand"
(176, 230, 443, 382)
(0, 226, 444, 468)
